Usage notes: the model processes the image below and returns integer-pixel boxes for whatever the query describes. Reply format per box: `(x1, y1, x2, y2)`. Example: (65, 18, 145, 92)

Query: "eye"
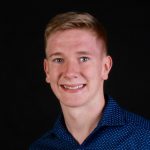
(80, 57, 90, 62)
(52, 58, 64, 63)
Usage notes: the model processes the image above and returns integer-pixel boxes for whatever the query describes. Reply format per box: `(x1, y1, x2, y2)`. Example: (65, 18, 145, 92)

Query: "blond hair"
(44, 11, 108, 53)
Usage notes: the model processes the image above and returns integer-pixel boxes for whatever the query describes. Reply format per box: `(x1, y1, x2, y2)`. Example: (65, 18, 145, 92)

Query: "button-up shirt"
(29, 95, 150, 149)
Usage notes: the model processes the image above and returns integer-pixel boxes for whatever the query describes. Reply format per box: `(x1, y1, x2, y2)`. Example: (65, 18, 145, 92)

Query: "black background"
(1, 1, 150, 150)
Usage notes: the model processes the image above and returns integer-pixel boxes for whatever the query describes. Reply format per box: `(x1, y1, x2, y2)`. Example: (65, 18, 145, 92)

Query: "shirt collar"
(52, 113, 77, 144)
(52, 95, 126, 139)
(99, 95, 126, 127)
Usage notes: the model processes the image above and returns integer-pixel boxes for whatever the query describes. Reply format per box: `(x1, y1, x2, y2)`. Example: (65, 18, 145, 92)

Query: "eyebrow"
(47, 51, 92, 58)
(48, 52, 64, 58)
(76, 51, 92, 55)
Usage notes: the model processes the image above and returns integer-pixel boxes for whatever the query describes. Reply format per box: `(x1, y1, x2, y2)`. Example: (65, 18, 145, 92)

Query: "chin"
(59, 98, 87, 108)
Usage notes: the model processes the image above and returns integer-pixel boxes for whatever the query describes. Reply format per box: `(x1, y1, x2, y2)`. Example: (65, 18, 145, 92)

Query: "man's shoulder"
(29, 114, 66, 150)
(122, 107, 150, 131)
(107, 95, 150, 131)
(29, 129, 57, 150)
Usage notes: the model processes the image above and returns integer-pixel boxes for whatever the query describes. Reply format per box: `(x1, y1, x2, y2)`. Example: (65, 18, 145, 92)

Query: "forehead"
(46, 29, 104, 55)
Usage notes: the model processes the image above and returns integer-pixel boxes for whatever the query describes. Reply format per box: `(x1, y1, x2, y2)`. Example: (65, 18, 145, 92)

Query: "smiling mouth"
(60, 84, 86, 91)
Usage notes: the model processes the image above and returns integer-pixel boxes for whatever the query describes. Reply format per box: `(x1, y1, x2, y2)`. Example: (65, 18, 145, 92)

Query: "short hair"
(44, 11, 108, 54)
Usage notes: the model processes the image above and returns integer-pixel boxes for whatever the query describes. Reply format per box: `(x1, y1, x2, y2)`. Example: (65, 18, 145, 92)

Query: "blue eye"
(80, 57, 89, 62)
(53, 58, 64, 63)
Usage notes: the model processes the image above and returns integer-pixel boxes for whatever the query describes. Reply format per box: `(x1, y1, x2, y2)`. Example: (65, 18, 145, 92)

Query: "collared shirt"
(29, 95, 150, 150)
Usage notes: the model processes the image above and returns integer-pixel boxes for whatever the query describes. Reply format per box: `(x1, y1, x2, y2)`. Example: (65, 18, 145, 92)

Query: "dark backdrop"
(1, 1, 150, 150)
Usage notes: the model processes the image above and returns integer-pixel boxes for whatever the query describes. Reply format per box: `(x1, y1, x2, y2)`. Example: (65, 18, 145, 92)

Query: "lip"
(60, 84, 86, 93)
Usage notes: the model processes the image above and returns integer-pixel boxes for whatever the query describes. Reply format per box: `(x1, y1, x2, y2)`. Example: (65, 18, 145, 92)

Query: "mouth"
(60, 84, 86, 92)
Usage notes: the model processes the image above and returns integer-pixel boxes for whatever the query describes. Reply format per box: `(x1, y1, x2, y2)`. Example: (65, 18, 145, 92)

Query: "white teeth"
(63, 84, 84, 90)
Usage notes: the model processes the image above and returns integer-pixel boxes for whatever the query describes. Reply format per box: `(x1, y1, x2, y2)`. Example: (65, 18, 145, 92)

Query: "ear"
(102, 55, 113, 80)
(44, 59, 51, 83)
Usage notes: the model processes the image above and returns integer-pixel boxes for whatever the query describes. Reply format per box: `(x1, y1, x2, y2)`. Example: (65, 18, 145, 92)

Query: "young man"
(30, 12, 150, 149)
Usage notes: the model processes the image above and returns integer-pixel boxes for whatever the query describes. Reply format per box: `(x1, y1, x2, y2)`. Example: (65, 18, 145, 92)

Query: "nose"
(63, 61, 79, 79)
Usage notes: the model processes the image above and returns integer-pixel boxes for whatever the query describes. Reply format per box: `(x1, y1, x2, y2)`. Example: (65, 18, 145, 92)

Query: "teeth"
(63, 85, 84, 90)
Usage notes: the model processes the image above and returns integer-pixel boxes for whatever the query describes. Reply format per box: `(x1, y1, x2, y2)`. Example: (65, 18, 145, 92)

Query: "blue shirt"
(29, 96, 150, 149)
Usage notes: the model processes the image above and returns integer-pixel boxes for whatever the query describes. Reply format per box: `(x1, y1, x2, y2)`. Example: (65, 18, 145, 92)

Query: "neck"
(60, 95, 105, 144)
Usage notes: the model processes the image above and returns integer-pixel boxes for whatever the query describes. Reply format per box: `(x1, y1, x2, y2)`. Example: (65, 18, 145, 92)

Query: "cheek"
(48, 67, 56, 77)
(82, 62, 102, 78)
(47, 66, 60, 83)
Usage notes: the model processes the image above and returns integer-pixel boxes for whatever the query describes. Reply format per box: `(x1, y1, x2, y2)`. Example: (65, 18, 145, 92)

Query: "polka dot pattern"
(29, 95, 150, 150)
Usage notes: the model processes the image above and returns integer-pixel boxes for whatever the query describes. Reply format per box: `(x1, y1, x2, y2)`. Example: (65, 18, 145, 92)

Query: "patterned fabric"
(29, 95, 150, 150)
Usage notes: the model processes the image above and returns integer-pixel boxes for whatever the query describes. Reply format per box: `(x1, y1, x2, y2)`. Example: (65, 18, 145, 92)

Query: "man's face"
(44, 29, 112, 108)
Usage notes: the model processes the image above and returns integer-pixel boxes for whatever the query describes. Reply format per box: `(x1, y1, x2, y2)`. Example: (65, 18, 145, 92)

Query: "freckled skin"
(44, 29, 112, 108)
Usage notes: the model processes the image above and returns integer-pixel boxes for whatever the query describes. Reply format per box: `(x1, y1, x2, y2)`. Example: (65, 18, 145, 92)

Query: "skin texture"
(44, 29, 112, 144)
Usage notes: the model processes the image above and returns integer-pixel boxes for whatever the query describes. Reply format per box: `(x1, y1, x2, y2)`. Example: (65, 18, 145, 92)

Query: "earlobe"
(44, 59, 50, 83)
(103, 56, 113, 80)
